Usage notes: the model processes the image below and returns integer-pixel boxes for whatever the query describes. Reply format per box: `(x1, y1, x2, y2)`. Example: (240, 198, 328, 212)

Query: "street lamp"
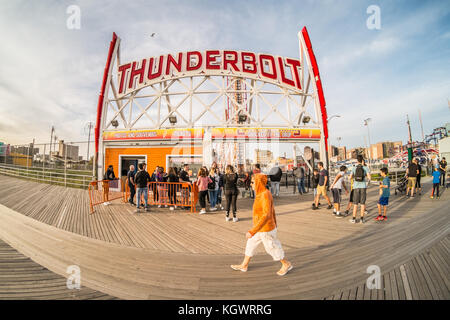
(363, 118, 372, 164)
(327, 114, 341, 169)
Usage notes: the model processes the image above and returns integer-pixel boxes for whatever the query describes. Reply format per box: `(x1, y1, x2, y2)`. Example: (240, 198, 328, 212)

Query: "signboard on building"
(103, 128, 320, 142)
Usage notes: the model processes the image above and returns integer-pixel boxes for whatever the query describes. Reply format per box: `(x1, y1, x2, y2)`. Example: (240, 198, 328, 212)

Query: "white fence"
(0, 163, 93, 189)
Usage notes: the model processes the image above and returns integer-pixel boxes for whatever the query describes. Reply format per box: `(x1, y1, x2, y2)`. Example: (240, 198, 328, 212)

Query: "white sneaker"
(233, 217, 239, 222)
(103, 202, 108, 206)
(169, 207, 174, 211)
(225, 216, 232, 222)
(158, 205, 162, 208)
(174, 206, 177, 209)
(210, 207, 217, 211)
(165, 205, 168, 208)
(199, 209, 206, 214)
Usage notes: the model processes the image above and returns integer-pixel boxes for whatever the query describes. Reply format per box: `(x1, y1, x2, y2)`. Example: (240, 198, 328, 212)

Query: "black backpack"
(354, 165, 365, 182)
(208, 176, 216, 190)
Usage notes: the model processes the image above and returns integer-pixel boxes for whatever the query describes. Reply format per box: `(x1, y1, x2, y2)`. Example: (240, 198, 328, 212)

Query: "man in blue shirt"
(349, 155, 371, 224)
(376, 167, 390, 221)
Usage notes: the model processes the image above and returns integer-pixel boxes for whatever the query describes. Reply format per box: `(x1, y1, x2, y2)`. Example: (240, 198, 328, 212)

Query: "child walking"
(330, 166, 349, 217)
(431, 167, 441, 199)
(376, 167, 390, 221)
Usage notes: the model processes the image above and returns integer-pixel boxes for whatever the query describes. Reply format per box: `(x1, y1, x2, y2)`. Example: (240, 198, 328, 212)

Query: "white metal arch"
(94, 27, 329, 178)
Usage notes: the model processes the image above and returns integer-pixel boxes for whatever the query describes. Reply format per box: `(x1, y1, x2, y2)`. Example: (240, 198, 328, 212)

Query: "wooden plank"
(411, 257, 433, 299)
(394, 268, 406, 300)
(384, 272, 392, 300)
(399, 265, 413, 300)
(414, 254, 441, 300)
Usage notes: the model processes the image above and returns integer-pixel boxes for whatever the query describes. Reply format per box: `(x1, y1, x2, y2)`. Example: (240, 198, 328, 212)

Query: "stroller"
(394, 176, 408, 195)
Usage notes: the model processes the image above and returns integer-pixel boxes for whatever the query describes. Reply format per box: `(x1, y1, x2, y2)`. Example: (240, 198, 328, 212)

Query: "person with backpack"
(208, 168, 220, 211)
(330, 165, 349, 217)
(196, 167, 212, 214)
(223, 165, 239, 222)
(134, 163, 151, 213)
(269, 163, 282, 197)
(349, 155, 371, 224)
(313, 162, 332, 211)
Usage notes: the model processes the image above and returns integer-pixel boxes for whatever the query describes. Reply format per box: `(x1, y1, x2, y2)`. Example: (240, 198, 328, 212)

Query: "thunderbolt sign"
(117, 50, 303, 97)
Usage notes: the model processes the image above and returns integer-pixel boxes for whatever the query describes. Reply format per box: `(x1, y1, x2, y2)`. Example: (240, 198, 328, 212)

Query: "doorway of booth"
(119, 155, 147, 192)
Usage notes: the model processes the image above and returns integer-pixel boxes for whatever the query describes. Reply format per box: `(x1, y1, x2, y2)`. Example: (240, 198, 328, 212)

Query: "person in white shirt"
(330, 165, 349, 217)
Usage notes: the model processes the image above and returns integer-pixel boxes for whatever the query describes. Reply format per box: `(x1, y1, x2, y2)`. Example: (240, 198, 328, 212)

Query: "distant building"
(58, 140, 79, 161)
(368, 141, 404, 159)
(254, 149, 273, 167)
(439, 137, 450, 160)
(338, 146, 346, 161)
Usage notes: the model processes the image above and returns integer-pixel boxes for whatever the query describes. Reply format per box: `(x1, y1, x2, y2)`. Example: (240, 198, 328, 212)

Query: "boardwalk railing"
(125, 181, 199, 213)
(88, 180, 127, 213)
(0, 163, 92, 189)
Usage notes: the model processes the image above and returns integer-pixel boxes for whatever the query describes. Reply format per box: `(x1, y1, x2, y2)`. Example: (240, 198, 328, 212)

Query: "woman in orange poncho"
(231, 173, 293, 276)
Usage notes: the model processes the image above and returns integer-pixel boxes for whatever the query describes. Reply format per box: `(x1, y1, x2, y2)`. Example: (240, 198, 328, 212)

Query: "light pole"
(327, 114, 341, 169)
(336, 136, 342, 160)
(364, 118, 372, 165)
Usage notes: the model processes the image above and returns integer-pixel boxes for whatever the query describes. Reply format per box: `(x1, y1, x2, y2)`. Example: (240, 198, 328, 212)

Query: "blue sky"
(0, 0, 449, 151)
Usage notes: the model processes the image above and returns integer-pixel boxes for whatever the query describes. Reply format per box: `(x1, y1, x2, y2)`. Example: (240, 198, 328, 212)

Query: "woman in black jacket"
(224, 165, 239, 222)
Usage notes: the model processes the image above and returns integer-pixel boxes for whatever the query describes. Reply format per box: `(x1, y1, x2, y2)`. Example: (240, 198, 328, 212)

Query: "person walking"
(217, 169, 225, 210)
(150, 166, 159, 203)
(330, 165, 349, 217)
(196, 168, 212, 214)
(406, 158, 419, 198)
(156, 166, 168, 208)
(120, 168, 128, 193)
(127, 164, 136, 206)
(134, 163, 151, 213)
(343, 170, 356, 216)
(179, 164, 192, 210)
(167, 167, 179, 211)
(269, 163, 282, 197)
(230, 173, 293, 276)
(294, 166, 307, 195)
(102, 165, 116, 206)
(223, 165, 239, 222)
(415, 159, 422, 195)
(349, 155, 371, 224)
(208, 168, 219, 211)
(311, 168, 319, 197)
(313, 162, 332, 211)
(431, 166, 441, 199)
(375, 167, 390, 221)
(439, 157, 447, 188)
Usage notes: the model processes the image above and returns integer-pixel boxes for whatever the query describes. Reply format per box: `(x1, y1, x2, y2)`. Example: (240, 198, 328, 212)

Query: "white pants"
(245, 228, 285, 261)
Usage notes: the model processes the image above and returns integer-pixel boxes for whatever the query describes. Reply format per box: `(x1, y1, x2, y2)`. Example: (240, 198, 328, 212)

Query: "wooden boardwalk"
(0, 175, 448, 299)
(324, 235, 450, 300)
(0, 239, 116, 300)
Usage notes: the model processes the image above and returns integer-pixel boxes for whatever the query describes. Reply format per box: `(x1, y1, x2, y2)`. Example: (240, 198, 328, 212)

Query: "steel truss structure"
(94, 27, 328, 178)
